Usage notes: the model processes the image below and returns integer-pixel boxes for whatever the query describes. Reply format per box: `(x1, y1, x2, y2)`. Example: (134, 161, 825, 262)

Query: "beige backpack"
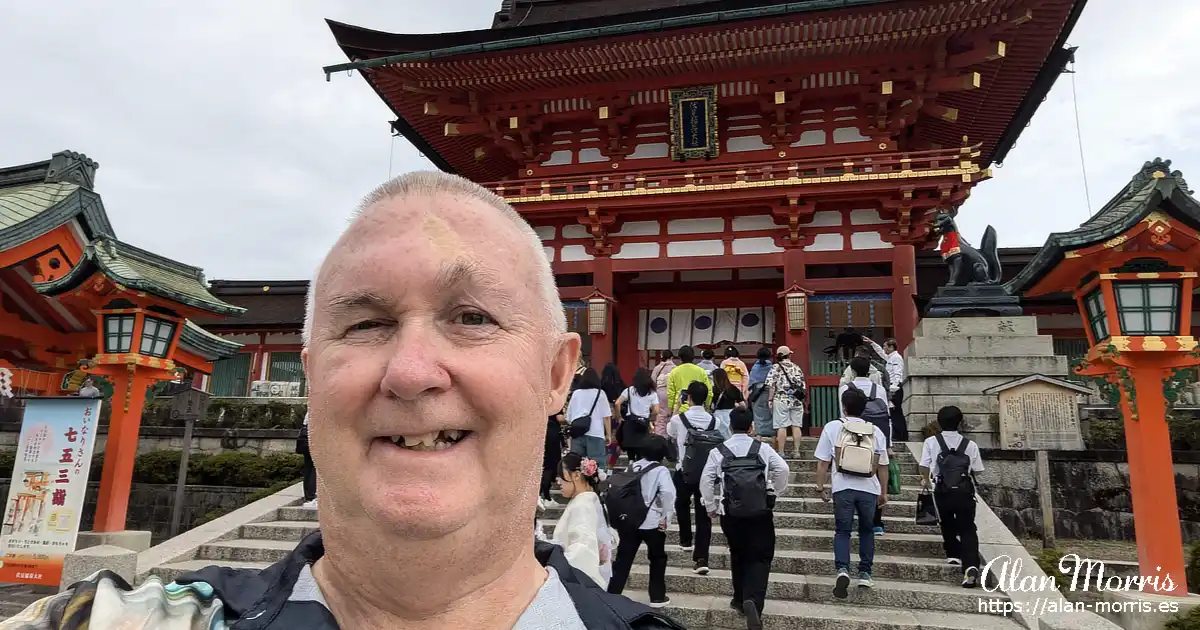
(834, 421, 878, 478)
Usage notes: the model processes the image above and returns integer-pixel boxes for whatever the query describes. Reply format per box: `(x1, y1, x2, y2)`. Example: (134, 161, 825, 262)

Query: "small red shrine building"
(318, 0, 1086, 418)
(0, 150, 243, 532)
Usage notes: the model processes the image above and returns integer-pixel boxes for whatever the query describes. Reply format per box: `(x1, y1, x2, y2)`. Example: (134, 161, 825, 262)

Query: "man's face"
(303, 193, 578, 539)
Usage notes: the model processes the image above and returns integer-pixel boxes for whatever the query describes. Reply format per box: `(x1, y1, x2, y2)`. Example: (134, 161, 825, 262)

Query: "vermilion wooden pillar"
(590, 256, 614, 370)
(782, 248, 810, 376)
(93, 370, 152, 532)
(615, 300, 639, 379)
(892, 244, 919, 350)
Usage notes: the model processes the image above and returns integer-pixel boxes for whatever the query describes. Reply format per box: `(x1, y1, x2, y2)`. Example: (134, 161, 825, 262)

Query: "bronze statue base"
(924, 284, 1024, 318)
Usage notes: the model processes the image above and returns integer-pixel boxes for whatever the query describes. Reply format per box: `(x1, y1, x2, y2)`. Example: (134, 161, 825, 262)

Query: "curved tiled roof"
(37, 237, 246, 317)
(178, 320, 243, 360)
(1005, 158, 1200, 295)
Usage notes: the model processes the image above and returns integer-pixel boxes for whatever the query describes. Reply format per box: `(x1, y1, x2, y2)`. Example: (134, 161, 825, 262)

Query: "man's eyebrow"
(324, 290, 395, 315)
(434, 259, 514, 305)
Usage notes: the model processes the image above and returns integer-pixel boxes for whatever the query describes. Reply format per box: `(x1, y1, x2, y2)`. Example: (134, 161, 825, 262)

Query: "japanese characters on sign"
(0, 397, 103, 587)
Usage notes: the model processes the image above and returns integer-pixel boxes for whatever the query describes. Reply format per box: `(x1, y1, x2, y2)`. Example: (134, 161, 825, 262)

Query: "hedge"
(140, 399, 307, 430)
(0, 450, 302, 489)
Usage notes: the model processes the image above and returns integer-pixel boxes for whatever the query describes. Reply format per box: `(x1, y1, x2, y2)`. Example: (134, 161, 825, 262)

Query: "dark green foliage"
(1187, 542, 1200, 599)
(1086, 417, 1126, 449)
(141, 398, 307, 430)
(0, 450, 14, 477)
(1033, 548, 1070, 595)
(1166, 606, 1200, 630)
(0, 449, 304, 488)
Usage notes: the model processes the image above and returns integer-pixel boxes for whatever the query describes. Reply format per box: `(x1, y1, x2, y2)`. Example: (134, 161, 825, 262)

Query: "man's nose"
(379, 321, 452, 400)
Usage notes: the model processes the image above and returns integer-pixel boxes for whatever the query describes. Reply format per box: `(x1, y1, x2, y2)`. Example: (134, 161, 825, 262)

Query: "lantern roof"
(179, 321, 243, 360)
(36, 237, 246, 317)
(1006, 158, 1200, 296)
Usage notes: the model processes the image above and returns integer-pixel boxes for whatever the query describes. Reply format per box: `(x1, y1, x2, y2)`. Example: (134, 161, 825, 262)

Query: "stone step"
(623, 566, 1005, 615)
(635, 547, 965, 583)
(242, 520, 319, 541)
(278, 506, 320, 521)
(544, 498, 921, 518)
(600, 470, 923, 486)
(624, 592, 1022, 630)
(782, 460, 922, 474)
(198, 538, 297, 564)
(644, 526, 944, 556)
(617, 452, 919, 465)
(541, 511, 936, 535)
(146, 559, 269, 584)
(553, 484, 922, 502)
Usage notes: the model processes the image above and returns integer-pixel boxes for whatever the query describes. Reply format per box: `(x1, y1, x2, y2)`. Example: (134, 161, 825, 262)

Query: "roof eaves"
(0, 160, 52, 189)
(0, 187, 114, 251)
(179, 320, 243, 360)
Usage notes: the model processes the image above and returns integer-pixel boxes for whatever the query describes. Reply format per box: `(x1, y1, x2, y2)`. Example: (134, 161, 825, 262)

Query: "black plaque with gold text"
(669, 86, 719, 161)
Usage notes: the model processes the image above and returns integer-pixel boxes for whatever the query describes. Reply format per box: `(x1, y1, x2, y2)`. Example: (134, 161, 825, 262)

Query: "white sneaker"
(946, 558, 962, 566)
(679, 545, 694, 552)
(303, 499, 318, 509)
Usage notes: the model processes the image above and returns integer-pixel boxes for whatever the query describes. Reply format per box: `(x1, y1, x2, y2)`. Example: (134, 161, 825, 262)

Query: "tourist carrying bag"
(682, 414, 724, 486)
(569, 391, 602, 439)
(606, 463, 661, 533)
(833, 421, 878, 478)
(849, 383, 891, 441)
(717, 441, 770, 518)
(915, 489, 940, 525)
(780, 365, 806, 403)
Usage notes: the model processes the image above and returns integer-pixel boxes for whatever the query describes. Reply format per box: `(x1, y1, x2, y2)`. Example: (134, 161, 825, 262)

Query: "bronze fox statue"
(932, 211, 1002, 286)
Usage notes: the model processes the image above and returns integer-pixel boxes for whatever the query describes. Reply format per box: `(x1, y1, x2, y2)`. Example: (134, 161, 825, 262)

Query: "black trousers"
(934, 491, 980, 572)
(721, 513, 775, 616)
(873, 506, 884, 528)
(890, 386, 909, 442)
(607, 528, 668, 601)
(301, 451, 317, 502)
(673, 470, 712, 562)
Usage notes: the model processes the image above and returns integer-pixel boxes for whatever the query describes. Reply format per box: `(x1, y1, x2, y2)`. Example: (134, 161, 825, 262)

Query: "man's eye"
(457, 311, 494, 326)
(348, 320, 387, 332)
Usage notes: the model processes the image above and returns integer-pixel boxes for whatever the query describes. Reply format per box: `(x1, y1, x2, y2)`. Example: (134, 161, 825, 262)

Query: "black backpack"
(606, 463, 661, 533)
(848, 382, 891, 438)
(934, 434, 975, 496)
(682, 414, 724, 485)
(717, 441, 770, 518)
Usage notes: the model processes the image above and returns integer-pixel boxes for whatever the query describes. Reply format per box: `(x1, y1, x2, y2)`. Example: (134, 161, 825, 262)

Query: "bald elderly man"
(1, 173, 683, 629)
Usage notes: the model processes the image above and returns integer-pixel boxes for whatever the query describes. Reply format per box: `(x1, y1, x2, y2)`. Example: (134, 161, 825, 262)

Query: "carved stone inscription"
(998, 387, 1084, 451)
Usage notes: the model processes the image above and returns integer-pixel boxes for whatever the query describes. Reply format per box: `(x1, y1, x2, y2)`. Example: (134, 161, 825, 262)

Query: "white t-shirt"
(814, 418, 890, 495)
(622, 388, 658, 419)
(837, 377, 891, 420)
(629, 459, 676, 529)
(566, 388, 611, 439)
(666, 407, 731, 471)
(919, 431, 985, 480)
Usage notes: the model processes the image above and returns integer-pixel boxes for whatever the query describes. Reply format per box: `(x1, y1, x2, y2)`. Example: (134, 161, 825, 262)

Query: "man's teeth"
(391, 430, 468, 451)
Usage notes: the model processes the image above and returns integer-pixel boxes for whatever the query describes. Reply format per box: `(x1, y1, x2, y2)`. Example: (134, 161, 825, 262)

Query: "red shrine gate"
(326, 0, 1084, 413)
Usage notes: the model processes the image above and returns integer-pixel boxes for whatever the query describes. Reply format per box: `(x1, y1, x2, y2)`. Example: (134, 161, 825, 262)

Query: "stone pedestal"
(75, 530, 152, 553)
(59, 545, 136, 592)
(902, 316, 1068, 447)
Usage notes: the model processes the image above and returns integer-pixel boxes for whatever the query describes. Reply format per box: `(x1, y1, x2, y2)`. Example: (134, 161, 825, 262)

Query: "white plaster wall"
(668, 218, 725, 234)
(732, 237, 784, 255)
(732, 215, 777, 231)
(667, 240, 724, 257)
(727, 135, 771, 152)
(221, 334, 259, 344)
(628, 143, 669, 159)
(681, 270, 734, 282)
(802, 211, 843, 227)
(578, 148, 609, 163)
(833, 127, 870, 144)
(804, 233, 844, 251)
(534, 226, 556, 241)
(849, 209, 889, 225)
(560, 245, 594, 262)
(562, 224, 590, 239)
(265, 333, 303, 345)
(613, 221, 660, 237)
(850, 232, 893, 250)
(792, 130, 826, 147)
(739, 268, 784, 280)
(543, 247, 555, 262)
(612, 243, 660, 259)
(541, 150, 573, 166)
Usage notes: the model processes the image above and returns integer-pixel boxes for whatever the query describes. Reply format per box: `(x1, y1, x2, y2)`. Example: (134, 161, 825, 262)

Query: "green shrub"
(1087, 417, 1126, 449)
(197, 479, 298, 526)
(191, 452, 302, 487)
(1166, 606, 1200, 630)
(1033, 548, 1070, 595)
(1187, 542, 1200, 598)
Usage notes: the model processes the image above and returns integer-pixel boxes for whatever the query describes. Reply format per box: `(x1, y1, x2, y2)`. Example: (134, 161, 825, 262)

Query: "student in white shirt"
(551, 452, 616, 589)
(863, 336, 909, 442)
(814, 388, 890, 599)
(666, 380, 729, 574)
(919, 405, 986, 588)
(700, 407, 789, 627)
(566, 368, 613, 471)
(838, 357, 893, 536)
(605, 435, 676, 608)
(614, 368, 660, 462)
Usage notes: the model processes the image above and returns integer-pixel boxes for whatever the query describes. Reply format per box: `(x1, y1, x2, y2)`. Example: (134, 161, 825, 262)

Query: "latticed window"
(140, 317, 176, 358)
(268, 352, 307, 395)
(104, 315, 135, 353)
(1084, 290, 1108, 342)
(1114, 282, 1180, 336)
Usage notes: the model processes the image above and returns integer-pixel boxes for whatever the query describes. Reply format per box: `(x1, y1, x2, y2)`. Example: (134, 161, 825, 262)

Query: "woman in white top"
(566, 368, 613, 471)
(551, 452, 616, 588)
(614, 368, 660, 461)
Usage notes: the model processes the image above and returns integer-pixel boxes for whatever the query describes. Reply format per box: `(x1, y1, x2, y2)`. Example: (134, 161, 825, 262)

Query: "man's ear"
(548, 333, 581, 413)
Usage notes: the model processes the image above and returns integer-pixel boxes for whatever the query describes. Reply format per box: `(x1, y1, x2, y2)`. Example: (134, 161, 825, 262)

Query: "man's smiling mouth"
(389, 430, 472, 452)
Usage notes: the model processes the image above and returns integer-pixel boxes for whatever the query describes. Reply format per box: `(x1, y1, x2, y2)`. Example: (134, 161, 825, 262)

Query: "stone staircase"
(142, 438, 1023, 629)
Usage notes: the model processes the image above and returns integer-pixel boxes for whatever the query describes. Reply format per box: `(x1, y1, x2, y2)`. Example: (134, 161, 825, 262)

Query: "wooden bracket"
(580, 206, 616, 256)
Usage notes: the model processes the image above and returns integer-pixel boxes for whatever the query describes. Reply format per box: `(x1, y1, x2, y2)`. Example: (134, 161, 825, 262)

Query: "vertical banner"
(0, 397, 102, 586)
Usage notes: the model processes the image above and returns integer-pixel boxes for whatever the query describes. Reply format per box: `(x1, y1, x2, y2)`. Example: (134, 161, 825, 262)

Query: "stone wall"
(973, 450, 1200, 542)
(0, 480, 263, 546)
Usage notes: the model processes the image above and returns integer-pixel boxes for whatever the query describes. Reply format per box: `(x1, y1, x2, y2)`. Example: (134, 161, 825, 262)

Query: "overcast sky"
(2, 0, 1197, 281)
